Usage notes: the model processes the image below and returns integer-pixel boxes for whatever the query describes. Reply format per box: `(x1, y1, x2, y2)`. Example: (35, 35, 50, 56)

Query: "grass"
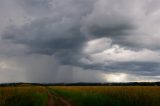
(0, 86, 48, 106)
(50, 86, 160, 106)
(0, 86, 160, 106)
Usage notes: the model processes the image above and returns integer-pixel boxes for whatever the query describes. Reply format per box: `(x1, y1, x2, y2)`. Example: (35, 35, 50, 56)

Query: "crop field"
(0, 86, 160, 106)
(0, 86, 48, 106)
(51, 86, 160, 106)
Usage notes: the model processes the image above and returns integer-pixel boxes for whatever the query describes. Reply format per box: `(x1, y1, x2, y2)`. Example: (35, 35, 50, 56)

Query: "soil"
(47, 88, 74, 106)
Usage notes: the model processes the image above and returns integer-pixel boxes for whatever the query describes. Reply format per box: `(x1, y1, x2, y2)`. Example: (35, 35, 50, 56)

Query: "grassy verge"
(50, 86, 160, 106)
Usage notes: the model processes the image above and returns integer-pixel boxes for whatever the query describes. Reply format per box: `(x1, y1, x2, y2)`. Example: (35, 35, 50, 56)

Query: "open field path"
(46, 87, 74, 106)
(47, 92, 55, 106)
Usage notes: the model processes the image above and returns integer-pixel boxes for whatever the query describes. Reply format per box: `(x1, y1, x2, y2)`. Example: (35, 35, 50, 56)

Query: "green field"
(0, 86, 48, 106)
(51, 86, 160, 106)
(0, 86, 160, 106)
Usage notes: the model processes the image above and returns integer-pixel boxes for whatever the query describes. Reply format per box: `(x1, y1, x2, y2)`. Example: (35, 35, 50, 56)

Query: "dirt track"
(47, 93, 55, 106)
(47, 88, 73, 106)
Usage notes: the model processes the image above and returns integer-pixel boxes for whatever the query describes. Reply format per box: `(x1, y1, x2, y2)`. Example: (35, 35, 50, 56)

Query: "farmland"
(0, 85, 160, 106)
(0, 86, 48, 106)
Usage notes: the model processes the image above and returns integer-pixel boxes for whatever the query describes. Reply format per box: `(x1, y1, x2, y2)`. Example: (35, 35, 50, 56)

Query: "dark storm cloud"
(16, 0, 95, 18)
(16, 0, 52, 16)
(73, 61, 160, 76)
(82, 0, 138, 38)
(1, 0, 95, 69)
(17, 0, 52, 9)
(0, 0, 160, 82)
(81, 0, 160, 50)
(2, 17, 86, 65)
(87, 24, 134, 37)
(111, 62, 160, 76)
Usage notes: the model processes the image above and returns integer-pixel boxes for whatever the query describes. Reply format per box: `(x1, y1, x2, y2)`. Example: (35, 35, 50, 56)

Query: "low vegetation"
(0, 86, 48, 106)
(50, 86, 160, 106)
(0, 85, 160, 106)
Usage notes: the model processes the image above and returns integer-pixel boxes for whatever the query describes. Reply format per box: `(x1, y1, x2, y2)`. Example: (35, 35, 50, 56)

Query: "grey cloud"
(16, 0, 52, 16)
(0, 0, 160, 82)
(0, 55, 105, 83)
(76, 61, 160, 76)
(16, 0, 95, 18)
(86, 24, 134, 37)
(1, 0, 94, 70)
(2, 17, 86, 66)
(113, 62, 160, 76)
(82, 0, 137, 38)
(82, 0, 160, 50)
(120, 35, 160, 50)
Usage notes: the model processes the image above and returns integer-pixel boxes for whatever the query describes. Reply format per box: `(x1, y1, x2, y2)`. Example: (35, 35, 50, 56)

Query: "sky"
(0, 0, 160, 83)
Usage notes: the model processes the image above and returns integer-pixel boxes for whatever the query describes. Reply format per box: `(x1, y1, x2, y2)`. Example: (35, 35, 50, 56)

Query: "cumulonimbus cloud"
(0, 0, 160, 82)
